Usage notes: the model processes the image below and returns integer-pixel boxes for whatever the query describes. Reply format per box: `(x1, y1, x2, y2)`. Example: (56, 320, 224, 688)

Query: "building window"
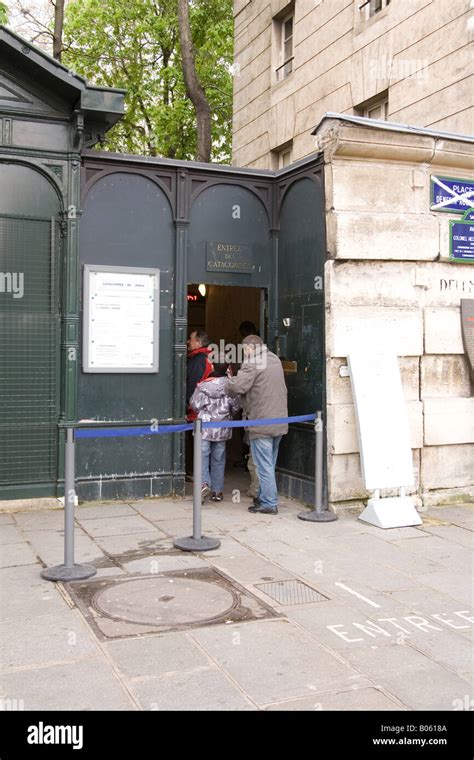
(271, 143, 293, 170)
(355, 92, 389, 121)
(275, 10, 294, 82)
(360, 0, 391, 21)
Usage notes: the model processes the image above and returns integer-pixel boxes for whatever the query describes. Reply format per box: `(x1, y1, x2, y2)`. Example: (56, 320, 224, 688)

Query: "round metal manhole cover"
(93, 576, 237, 627)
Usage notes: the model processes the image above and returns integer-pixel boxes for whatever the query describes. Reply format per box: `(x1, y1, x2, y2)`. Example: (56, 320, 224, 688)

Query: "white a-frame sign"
(347, 350, 422, 529)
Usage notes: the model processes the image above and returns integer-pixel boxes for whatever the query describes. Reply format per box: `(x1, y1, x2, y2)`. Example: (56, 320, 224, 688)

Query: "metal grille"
(0, 215, 60, 484)
(255, 580, 329, 605)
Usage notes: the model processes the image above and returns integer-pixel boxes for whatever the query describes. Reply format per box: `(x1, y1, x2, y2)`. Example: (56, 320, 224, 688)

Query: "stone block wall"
(319, 121, 474, 510)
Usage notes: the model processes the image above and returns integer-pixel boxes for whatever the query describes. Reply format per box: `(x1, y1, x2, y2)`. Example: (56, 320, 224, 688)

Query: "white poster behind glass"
(83, 265, 159, 373)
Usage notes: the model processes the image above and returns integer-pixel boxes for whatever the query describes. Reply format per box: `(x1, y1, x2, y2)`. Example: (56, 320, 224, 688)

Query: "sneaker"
(201, 483, 211, 500)
(211, 492, 223, 502)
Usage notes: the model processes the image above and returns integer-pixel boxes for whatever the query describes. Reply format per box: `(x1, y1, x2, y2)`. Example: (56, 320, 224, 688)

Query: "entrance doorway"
(186, 283, 267, 483)
(187, 283, 265, 347)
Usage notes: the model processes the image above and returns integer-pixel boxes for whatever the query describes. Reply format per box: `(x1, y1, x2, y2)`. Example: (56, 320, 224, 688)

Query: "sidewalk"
(0, 487, 472, 711)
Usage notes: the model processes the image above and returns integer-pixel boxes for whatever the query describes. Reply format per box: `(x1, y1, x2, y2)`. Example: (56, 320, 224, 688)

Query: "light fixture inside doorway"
(198, 284, 206, 297)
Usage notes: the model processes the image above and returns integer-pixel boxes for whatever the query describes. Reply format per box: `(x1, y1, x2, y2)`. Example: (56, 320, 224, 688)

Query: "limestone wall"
(233, 0, 472, 168)
(319, 121, 474, 510)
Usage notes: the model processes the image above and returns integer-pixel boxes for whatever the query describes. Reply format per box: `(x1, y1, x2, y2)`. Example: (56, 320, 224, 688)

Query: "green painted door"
(0, 215, 61, 497)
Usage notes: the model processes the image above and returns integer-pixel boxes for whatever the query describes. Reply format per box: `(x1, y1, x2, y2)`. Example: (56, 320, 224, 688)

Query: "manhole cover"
(94, 576, 235, 627)
(255, 580, 329, 605)
(64, 567, 280, 639)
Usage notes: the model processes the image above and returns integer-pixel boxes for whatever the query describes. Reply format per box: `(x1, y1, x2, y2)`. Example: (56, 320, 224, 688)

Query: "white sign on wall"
(82, 265, 159, 373)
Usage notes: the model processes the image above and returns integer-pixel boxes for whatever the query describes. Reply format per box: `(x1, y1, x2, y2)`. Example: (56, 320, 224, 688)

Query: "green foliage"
(0, 3, 8, 24)
(62, 0, 233, 162)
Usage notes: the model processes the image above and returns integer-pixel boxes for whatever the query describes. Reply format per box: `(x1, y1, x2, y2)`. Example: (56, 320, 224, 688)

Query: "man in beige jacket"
(225, 335, 288, 514)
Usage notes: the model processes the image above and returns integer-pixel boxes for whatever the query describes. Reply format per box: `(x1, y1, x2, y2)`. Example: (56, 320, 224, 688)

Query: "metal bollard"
(41, 428, 97, 581)
(174, 418, 220, 551)
(298, 411, 338, 523)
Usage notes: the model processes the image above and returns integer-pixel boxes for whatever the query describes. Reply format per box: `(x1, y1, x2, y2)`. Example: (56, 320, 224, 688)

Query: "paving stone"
(0, 564, 71, 622)
(76, 503, 137, 520)
(0, 657, 135, 710)
(134, 501, 193, 521)
(284, 601, 400, 650)
(78, 514, 157, 537)
(388, 589, 474, 640)
(93, 531, 171, 557)
(393, 535, 472, 570)
(191, 619, 367, 704)
(210, 555, 291, 584)
(0, 610, 99, 670)
(25, 529, 105, 568)
(104, 631, 210, 679)
(0, 513, 14, 524)
(342, 643, 473, 710)
(129, 667, 255, 711)
(0, 542, 37, 568)
(120, 554, 208, 574)
(420, 524, 473, 549)
(14, 510, 65, 532)
(424, 505, 474, 530)
(265, 687, 404, 711)
(416, 570, 474, 607)
(405, 628, 474, 673)
(326, 532, 444, 576)
(0, 526, 26, 545)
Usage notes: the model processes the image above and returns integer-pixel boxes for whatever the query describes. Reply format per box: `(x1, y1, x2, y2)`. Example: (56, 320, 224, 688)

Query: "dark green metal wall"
(76, 154, 325, 503)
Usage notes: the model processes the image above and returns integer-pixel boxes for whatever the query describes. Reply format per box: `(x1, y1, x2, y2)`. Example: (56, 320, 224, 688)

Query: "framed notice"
(83, 265, 159, 373)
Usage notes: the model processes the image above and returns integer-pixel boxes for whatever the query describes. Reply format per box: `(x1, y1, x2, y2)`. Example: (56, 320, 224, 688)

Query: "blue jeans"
(202, 440, 226, 492)
(250, 436, 282, 508)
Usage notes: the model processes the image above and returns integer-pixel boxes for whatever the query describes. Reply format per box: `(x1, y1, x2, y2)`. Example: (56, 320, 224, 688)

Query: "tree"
(9, 1, 65, 58)
(0, 3, 8, 24)
(177, 0, 211, 162)
(62, 0, 233, 162)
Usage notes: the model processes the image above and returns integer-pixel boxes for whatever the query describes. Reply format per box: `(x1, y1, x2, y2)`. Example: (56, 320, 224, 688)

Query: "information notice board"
(83, 265, 159, 373)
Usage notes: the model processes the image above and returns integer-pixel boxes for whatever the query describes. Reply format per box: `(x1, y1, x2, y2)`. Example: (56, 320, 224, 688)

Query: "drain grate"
(255, 579, 329, 605)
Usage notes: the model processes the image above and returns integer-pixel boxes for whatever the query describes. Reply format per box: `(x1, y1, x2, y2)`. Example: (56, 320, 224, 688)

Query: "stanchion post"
(41, 427, 98, 581)
(174, 419, 220, 552)
(192, 417, 202, 540)
(298, 411, 338, 523)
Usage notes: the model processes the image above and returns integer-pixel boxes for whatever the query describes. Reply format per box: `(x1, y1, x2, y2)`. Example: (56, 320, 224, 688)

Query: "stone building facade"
(318, 117, 473, 510)
(233, 0, 472, 168)
(233, 0, 473, 511)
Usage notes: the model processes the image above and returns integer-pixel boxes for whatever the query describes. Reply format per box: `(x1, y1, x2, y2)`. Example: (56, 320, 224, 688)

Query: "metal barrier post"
(298, 411, 338, 523)
(174, 418, 220, 551)
(41, 427, 98, 581)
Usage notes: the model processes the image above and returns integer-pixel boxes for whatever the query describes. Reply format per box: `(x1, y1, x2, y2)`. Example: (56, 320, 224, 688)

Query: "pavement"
(0, 480, 473, 712)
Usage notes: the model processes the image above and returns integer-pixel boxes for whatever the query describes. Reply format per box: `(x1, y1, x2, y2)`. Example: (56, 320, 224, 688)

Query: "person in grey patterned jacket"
(190, 365, 241, 502)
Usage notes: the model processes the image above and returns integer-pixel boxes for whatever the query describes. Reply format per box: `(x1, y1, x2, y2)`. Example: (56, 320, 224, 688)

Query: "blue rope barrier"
(75, 423, 193, 439)
(74, 413, 316, 439)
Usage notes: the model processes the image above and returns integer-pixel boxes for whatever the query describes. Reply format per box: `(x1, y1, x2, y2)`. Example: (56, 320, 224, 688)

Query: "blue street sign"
(450, 211, 474, 263)
(431, 175, 474, 214)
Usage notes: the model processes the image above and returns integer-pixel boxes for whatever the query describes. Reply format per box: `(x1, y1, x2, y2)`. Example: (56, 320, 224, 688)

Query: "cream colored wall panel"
(426, 107, 474, 137)
(390, 78, 473, 128)
(331, 161, 429, 214)
(424, 308, 464, 354)
(328, 306, 424, 358)
(325, 260, 420, 308)
(424, 398, 474, 445)
(327, 356, 420, 405)
(328, 211, 439, 261)
(389, 46, 472, 118)
(421, 355, 472, 398)
(421, 444, 474, 488)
